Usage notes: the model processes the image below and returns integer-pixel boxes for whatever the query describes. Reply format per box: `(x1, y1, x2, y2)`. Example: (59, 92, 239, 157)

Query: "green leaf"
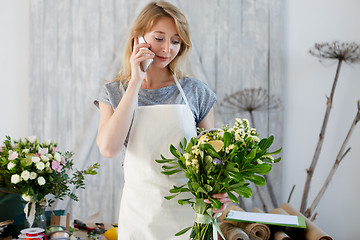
(185, 141, 193, 153)
(227, 182, 246, 191)
(253, 164, 272, 175)
(226, 191, 239, 203)
(161, 169, 182, 175)
(245, 149, 256, 160)
(235, 186, 253, 198)
(260, 136, 274, 150)
(204, 144, 221, 159)
(245, 175, 266, 186)
(178, 198, 192, 205)
(164, 193, 180, 200)
(226, 171, 245, 182)
(269, 147, 282, 155)
(229, 144, 239, 158)
(178, 159, 186, 170)
(273, 157, 281, 163)
(170, 144, 180, 158)
(190, 182, 200, 192)
(196, 187, 208, 194)
(162, 165, 177, 170)
(194, 198, 207, 214)
(209, 198, 222, 210)
(155, 155, 176, 164)
(223, 131, 232, 148)
(175, 226, 192, 236)
(169, 184, 186, 193)
(204, 184, 213, 193)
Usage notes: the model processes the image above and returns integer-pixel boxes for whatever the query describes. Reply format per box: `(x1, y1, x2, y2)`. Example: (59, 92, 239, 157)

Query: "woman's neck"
(141, 68, 175, 89)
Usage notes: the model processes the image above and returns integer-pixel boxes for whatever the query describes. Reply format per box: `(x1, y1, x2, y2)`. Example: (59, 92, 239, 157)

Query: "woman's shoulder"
(180, 77, 215, 94)
(103, 80, 122, 91)
(181, 77, 207, 88)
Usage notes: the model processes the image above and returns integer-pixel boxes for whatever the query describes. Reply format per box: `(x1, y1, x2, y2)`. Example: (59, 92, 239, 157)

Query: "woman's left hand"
(204, 192, 233, 214)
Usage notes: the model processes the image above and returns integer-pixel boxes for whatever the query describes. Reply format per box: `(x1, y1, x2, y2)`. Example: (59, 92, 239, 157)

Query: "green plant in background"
(0, 136, 99, 226)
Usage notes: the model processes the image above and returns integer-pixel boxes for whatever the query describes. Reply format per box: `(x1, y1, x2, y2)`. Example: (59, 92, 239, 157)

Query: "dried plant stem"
(305, 100, 360, 218)
(255, 185, 269, 212)
(287, 185, 296, 203)
(300, 59, 343, 214)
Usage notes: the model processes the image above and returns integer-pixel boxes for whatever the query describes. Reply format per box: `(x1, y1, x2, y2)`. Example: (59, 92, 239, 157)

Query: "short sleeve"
(94, 81, 124, 110)
(194, 81, 216, 123)
(181, 78, 217, 124)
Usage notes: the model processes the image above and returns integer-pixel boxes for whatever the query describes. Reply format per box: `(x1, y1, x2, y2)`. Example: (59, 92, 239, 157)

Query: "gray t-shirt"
(94, 77, 217, 125)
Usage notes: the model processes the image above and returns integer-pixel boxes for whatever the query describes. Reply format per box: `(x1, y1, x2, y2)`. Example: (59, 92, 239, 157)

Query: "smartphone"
(138, 36, 153, 72)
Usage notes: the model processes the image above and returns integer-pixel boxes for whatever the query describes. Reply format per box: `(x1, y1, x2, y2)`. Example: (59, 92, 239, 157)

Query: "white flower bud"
(21, 170, 30, 181)
(54, 152, 62, 162)
(32, 157, 40, 163)
(30, 172, 37, 180)
(11, 174, 21, 184)
(36, 162, 45, 170)
(37, 176, 46, 185)
(7, 161, 16, 170)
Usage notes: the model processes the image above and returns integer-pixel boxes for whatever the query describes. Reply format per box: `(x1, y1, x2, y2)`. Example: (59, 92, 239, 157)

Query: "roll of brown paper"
(279, 203, 332, 240)
(220, 204, 271, 240)
(219, 222, 250, 240)
(273, 231, 292, 240)
(269, 208, 292, 240)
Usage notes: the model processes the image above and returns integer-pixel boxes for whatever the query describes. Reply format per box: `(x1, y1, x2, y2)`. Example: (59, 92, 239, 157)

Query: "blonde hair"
(114, 1, 191, 83)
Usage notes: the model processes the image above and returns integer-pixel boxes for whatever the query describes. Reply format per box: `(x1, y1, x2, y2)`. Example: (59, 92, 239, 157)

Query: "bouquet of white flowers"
(0, 136, 99, 227)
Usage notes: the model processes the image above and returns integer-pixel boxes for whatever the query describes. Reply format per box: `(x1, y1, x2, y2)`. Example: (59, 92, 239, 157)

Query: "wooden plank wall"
(30, 0, 283, 222)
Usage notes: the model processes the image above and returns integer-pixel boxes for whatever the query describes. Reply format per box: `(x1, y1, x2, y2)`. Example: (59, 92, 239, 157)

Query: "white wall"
(0, 0, 30, 141)
(1, 0, 360, 238)
(283, 0, 360, 239)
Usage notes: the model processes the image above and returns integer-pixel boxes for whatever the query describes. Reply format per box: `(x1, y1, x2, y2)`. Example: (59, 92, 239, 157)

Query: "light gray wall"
(0, 0, 30, 140)
(283, 0, 360, 239)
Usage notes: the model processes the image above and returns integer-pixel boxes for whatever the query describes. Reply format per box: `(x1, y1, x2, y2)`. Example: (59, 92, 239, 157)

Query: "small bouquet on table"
(0, 136, 99, 230)
(156, 118, 281, 240)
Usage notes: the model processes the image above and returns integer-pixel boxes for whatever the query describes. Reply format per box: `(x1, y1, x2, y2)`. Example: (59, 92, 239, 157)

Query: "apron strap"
(173, 74, 192, 111)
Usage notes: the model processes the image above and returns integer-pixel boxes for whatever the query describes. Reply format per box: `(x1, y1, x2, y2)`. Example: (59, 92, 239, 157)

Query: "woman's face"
(143, 17, 181, 69)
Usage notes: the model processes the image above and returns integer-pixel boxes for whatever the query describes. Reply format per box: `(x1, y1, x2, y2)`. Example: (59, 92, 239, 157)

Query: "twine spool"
(220, 205, 271, 240)
(219, 222, 250, 240)
(19, 227, 46, 240)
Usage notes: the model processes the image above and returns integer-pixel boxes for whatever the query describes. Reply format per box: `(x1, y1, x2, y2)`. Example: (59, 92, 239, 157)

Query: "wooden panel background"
(30, 0, 284, 222)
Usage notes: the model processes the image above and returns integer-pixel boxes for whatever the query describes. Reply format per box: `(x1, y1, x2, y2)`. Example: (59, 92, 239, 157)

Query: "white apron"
(118, 78, 197, 240)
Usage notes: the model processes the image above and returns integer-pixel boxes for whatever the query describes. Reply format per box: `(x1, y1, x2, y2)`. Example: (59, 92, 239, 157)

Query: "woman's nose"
(161, 40, 170, 53)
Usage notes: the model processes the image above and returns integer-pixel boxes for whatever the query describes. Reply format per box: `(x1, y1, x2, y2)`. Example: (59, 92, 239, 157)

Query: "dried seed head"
(220, 88, 281, 113)
(309, 41, 360, 63)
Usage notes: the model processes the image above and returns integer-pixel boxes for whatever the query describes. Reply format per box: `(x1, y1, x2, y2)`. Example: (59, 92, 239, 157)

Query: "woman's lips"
(157, 55, 169, 61)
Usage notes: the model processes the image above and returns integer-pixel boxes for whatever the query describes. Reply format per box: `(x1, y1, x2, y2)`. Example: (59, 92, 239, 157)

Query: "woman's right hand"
(129, 37, 155, 86)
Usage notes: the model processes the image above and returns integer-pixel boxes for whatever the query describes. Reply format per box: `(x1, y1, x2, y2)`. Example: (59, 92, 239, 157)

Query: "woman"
(95, 1, 230, 239)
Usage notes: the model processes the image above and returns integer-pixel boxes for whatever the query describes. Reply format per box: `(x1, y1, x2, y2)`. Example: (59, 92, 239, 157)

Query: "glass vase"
(25, 202, 47, 229)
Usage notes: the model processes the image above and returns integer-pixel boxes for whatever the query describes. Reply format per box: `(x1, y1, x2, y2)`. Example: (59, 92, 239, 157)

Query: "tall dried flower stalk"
(305, 101, 360, 218)
(300, 41, 360, 214)
(221, 87, 281, 211)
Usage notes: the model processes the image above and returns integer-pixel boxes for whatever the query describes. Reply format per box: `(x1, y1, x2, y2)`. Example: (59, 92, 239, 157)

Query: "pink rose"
(0, 144, 5, 152)
(61, 156, 66, 165)
(8, 151, 19, 160)
(51, 160, 63, 173)
(51, 147, 58, 154)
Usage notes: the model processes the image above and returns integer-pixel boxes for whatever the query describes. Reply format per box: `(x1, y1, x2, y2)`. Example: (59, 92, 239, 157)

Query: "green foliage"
(156, 118, 282, 239)
(0, 136, 99, 206)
